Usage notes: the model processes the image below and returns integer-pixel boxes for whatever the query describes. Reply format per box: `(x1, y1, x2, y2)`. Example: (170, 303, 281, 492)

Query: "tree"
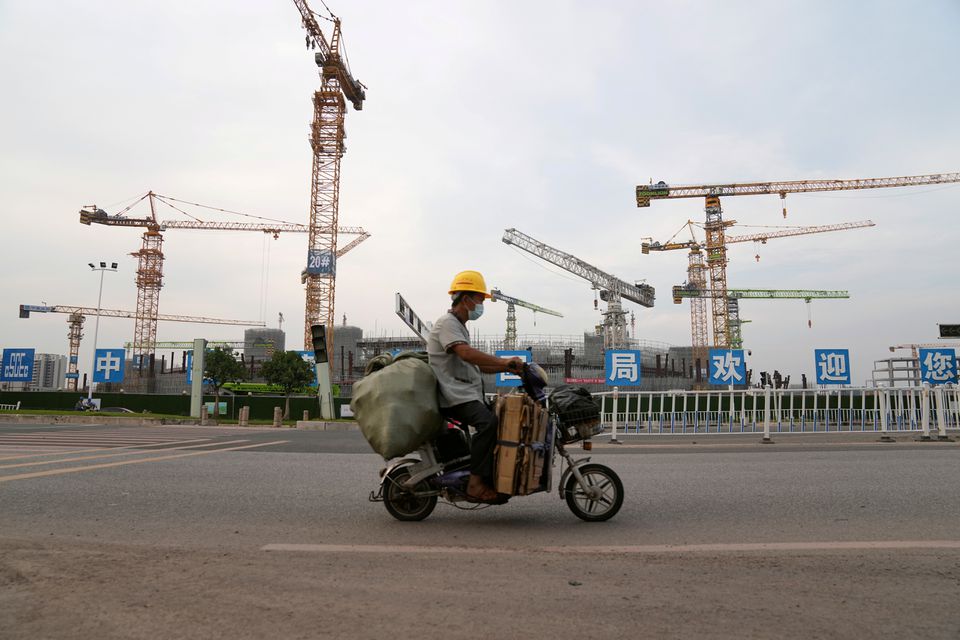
(203, 346, 247, 420)
(261, 350, 314, 420)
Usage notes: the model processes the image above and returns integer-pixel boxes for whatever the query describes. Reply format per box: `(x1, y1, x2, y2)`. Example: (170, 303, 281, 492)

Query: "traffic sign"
(939, 324, 960, 339)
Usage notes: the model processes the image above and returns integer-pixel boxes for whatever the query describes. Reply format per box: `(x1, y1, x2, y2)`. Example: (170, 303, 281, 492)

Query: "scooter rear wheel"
(563, 463, 624, 522)
(383, 466, 437, 522)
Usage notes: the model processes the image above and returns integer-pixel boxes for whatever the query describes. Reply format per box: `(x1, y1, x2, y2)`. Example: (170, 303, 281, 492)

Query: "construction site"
(2, 1, 958, 402)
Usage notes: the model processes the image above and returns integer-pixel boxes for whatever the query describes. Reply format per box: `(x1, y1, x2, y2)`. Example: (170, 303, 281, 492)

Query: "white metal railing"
(595, 386, 959, 438)
(0, 401, 21, 411)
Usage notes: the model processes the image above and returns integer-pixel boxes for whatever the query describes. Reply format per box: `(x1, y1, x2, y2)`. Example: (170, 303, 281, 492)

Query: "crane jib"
(501, 228, 655, 308)
(636, 172, 960, 206)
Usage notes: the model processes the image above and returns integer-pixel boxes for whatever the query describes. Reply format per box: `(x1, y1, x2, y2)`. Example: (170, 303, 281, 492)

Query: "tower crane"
(291, 0, 366, 360)
(488, 289, 563, 350)
(669, 287, 850, 349)
(644, 218, 874, 365)
(19, 304, 265, 391)
(502, 228, 654, 350)
(80, 192, 369, 368)
(635, 172, 959, 349)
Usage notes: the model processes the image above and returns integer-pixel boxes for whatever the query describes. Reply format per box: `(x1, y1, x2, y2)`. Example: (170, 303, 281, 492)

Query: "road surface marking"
(0, 440, 288, 483)
(262, 540, 960, 554)
(0, 439, 250, 469)
(0, 447, 113, 460)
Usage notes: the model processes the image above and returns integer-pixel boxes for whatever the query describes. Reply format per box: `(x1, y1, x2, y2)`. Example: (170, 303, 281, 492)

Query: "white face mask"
(468, 301, 484, 321)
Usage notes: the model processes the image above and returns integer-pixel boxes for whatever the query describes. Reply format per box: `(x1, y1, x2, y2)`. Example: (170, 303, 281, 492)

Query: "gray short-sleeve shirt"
(427, 312, 483, 408)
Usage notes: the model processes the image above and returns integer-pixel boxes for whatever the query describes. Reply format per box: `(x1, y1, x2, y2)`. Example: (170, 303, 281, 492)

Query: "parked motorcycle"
(369, 363, 624, 522)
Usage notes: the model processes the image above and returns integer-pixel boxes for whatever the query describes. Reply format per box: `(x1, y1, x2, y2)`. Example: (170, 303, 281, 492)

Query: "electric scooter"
(369, 364, 624, 522)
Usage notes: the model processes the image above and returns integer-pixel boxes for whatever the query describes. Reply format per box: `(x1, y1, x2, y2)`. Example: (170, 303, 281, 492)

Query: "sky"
(0, 0, 958, 387)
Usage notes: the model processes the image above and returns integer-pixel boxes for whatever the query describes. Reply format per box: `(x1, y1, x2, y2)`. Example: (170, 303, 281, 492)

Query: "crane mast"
(292, 0, 366, 360)
(489, 289, 563, 350)
(502, 228, 654, 350)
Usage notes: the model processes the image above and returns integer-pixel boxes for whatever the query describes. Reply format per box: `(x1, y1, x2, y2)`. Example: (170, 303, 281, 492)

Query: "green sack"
(351, 354, 445, 459)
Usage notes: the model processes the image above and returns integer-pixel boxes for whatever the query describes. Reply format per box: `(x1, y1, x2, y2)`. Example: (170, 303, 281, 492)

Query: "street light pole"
(87, 261, 118, 403)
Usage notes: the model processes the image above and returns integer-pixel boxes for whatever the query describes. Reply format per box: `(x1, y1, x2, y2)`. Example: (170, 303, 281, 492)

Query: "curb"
(0, 414, 199, 426)
(296, 420, 359, 431)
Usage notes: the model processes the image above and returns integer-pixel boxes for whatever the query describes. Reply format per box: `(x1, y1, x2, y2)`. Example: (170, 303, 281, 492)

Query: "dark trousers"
(441, 400, 498, 481)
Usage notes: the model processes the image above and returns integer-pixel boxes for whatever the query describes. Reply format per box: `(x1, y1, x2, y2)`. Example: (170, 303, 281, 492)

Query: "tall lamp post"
(87, 261, 118, 403)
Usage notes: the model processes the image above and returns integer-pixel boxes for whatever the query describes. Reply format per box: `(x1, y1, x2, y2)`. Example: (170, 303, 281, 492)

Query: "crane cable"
(153, 195, 205, 222)
(154, 194, 300, 225)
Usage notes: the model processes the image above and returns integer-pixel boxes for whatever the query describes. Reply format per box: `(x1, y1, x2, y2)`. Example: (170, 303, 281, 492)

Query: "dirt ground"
(2, 537, 959, 639)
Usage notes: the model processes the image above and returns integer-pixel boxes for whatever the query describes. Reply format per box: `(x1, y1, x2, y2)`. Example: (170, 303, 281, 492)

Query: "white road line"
(0, 440, 289, 483)
(0, 434, 189, 442)
(261, 540, 960, 554)
(0, 439, 249, 469)
(0, 438, 212, 462)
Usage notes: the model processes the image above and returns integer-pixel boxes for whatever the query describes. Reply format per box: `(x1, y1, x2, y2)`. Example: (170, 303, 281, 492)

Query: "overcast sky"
(1, 0, 958, 386)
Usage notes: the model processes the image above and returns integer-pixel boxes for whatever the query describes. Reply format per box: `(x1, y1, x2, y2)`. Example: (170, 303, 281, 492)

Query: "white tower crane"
(489, 289, 563, 350)
(502, 228, 655, 350)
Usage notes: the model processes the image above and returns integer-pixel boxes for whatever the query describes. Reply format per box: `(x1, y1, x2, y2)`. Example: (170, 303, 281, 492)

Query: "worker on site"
(427, 270, 524, 504)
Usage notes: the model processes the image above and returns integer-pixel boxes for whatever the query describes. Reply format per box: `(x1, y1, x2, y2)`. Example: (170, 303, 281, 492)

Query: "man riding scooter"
(426, 270, 524, 504)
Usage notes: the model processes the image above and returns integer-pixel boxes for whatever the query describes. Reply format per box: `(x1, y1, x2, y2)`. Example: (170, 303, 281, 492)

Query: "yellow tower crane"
(636, 172, 960, 349)
(291, 0, 366, 359)
(19, 304, 266, 391)
(643, 219, 874, 369)
(80, 191, 369, 369)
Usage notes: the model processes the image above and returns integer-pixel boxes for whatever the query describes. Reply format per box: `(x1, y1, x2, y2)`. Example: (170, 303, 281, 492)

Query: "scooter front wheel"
(563, 463, 624, 522)
(382, 466, 437, 522)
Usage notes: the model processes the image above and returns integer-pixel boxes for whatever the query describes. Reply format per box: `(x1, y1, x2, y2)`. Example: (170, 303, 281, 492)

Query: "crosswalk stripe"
(0, 433, 189, 442)
(0, 438, 210, 452)
(0, 440, 289, 483)
(0, 448, 103, 459)
(0, 438, 192, 447)
(0, 439, 252, 470)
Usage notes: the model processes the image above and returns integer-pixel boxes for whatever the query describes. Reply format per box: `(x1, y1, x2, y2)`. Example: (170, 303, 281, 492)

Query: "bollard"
(919, 384, 932, 441)
(238, 406, 249, 427)
(761, 385, 774, 444)
(272, 406, 282, 428)
(609, 387, 622, 445)
(878, 389, 894, 442)
(200, 405, 209, 427)
(303, 409, 310, 422)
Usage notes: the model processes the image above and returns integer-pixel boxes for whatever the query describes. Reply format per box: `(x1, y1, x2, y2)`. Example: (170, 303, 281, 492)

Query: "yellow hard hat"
(448, 270, 490, 298)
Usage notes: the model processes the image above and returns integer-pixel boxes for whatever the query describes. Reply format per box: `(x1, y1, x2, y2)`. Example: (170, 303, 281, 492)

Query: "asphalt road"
(1, 423, 958, 639)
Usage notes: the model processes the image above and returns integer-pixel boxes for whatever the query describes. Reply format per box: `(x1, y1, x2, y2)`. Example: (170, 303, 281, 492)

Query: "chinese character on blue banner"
(814, 349, 851, 385)
(605, 350, 642, 386)
(93, 348, 125, 383)
(709, 349, 746, 385)
(495, 350, 530, 387)
(1, 348, 35, 382)
(918, 348, 957, 385)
